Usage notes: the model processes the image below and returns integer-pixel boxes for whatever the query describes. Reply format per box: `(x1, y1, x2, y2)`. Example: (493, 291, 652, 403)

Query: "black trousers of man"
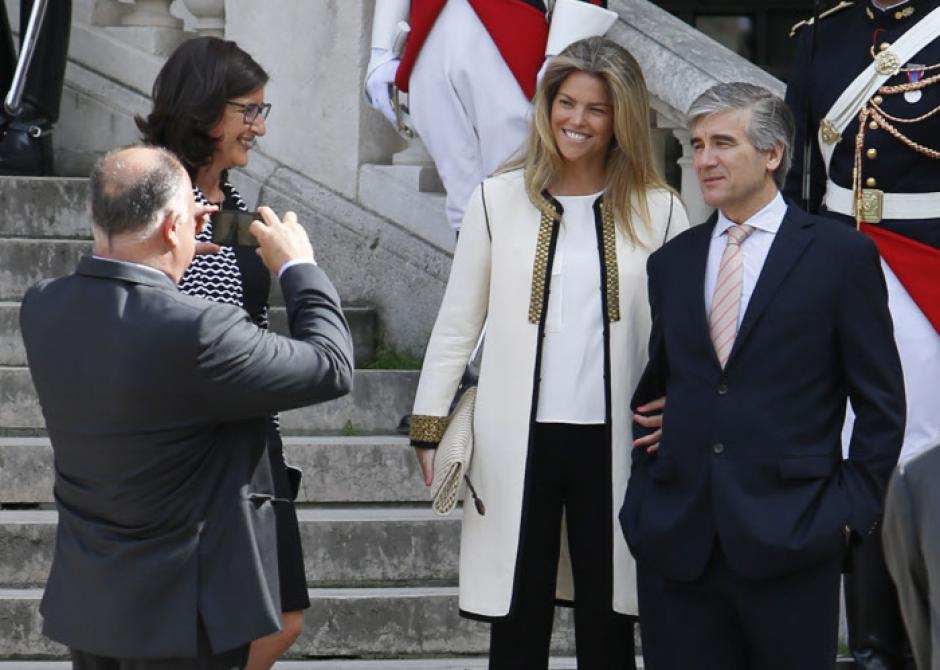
(637, 541, 842, 670)
(0, 0, 71, 175)
(489, 422, 636, 670)
(70, 619, 248, 670)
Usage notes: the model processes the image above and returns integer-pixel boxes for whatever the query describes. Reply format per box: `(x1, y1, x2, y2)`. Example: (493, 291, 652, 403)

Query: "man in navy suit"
(620, 82, 906, 670)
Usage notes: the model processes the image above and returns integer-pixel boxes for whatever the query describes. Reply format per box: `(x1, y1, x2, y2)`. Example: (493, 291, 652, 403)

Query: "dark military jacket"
(785, 0, 940, 250)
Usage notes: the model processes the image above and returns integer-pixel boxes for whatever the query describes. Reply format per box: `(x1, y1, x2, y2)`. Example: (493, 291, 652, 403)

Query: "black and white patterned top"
(179, 181, 269, 330)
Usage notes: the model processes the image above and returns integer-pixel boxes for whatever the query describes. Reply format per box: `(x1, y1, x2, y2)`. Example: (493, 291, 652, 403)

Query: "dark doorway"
(650, 1, 839, 81)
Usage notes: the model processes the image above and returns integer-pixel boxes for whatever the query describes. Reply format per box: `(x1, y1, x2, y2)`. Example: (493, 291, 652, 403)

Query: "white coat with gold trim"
(411, 168, 690, 617)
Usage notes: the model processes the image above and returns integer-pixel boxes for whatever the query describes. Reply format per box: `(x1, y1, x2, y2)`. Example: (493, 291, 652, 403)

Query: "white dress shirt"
(704, 192, 788, 329)
(536, 192, 606, 425)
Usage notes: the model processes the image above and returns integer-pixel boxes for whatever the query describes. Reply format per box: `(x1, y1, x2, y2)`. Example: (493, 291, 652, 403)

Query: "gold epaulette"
(790, 1, 855, 38)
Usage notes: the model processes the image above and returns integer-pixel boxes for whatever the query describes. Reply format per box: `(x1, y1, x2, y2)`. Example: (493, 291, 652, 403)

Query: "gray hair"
(90, 145, 190, 238)
(687, 82, 794, 189)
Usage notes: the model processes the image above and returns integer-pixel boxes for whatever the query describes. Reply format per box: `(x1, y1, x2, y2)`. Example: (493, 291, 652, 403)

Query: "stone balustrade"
(91, 0, 224, 37)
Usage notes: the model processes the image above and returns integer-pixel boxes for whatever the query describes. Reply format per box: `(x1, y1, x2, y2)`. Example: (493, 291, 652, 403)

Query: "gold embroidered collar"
(527, 193, 621, 325)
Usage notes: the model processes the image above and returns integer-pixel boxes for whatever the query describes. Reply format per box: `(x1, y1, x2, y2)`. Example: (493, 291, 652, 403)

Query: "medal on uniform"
(905, 64, 924, 103)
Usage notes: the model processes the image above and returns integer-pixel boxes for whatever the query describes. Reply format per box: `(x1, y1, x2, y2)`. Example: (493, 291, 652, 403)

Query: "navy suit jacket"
(620, 204, 905, 582)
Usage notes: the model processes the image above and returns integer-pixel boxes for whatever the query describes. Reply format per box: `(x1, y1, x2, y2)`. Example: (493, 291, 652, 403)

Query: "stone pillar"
(121, 1, 184, 29)
(673, 128, 712, 225)
(181, 0, 226, 38)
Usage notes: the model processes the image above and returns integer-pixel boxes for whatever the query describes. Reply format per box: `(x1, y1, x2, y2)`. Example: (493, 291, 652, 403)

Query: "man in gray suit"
(19, 145, 354, 668)
(883, 445, 940, 670)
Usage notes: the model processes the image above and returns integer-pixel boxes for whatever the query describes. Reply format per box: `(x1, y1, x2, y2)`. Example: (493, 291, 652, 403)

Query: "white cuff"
(278, 258, 317, 279)
(366, 47, 399, 92)
(546, 0, 618, 56)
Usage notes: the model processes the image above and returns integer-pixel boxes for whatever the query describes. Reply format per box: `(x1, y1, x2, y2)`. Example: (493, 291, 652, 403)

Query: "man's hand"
(415, 447, 435, 487)
(194, 241, 222, 256)
(193, 203, 221, 256)
(633, 396, 665, 454)
(250, 207, 316, 275)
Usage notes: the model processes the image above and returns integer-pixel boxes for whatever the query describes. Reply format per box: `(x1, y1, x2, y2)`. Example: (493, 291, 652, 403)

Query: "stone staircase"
(0, 176, 579, 668)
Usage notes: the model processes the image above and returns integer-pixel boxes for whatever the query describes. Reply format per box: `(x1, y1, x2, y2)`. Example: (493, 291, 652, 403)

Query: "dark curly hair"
(136, 37, 268, 179)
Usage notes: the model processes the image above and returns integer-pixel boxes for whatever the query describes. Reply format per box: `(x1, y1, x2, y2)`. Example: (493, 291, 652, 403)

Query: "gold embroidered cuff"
(409, 414, 447, 444)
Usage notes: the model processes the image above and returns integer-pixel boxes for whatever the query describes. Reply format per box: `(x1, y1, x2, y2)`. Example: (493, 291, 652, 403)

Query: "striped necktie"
(709, 223, 755, 368)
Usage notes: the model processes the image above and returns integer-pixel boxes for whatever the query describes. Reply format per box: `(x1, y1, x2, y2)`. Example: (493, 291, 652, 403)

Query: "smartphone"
(210, 211, 261, 247)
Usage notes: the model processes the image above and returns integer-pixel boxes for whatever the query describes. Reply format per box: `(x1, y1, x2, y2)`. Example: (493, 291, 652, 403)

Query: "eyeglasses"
(226, 100, 271, 124)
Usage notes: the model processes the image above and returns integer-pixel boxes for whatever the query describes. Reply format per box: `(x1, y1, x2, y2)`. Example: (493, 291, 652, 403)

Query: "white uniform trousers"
(409, 0, 533, 230)
(843, 260, 940, 463)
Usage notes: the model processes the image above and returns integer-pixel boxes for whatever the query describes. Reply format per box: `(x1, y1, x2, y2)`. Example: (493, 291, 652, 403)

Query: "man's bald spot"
(97, 146, 185, 199)
(90, 144, 190, 238)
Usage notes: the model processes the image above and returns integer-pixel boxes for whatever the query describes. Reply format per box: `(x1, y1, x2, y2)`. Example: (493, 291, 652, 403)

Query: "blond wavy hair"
(503, 36, 669, 244)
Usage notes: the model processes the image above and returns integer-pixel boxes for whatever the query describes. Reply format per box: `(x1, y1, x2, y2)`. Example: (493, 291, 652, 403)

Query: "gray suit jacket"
(20, 256, 353, 658)
(883, 445, 940, 670)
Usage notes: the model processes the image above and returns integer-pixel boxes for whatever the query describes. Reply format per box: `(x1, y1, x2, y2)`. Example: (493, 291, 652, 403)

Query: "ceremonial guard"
(365, 0, 618, 231)
(785, 2, 940, 668)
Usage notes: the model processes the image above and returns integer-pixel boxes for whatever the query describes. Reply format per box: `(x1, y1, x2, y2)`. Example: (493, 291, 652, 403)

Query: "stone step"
(0, 436, 427, 505)
(0, 302, 378, 368)
(0, 368, 417, 435)
(0, 588, 576, 658)
(0, 240, 90, 302)
(0, 507, 458, 588)
(0, 177, 91, 239)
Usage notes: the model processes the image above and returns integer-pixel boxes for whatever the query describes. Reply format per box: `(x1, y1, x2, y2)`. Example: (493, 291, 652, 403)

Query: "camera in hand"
(211, 211, 261, 247)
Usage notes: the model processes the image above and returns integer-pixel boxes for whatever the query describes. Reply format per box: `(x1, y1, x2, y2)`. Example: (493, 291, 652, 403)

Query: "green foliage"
(365, 342, 424, 370)
(340, 420, 360, 436)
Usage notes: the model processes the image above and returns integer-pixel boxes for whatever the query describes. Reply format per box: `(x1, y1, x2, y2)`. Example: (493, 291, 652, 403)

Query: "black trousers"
(489, 422, 636, 670)
(844, 517, 914, 669)
(637, 542, 842, 670)
(70, 620, 248, 670)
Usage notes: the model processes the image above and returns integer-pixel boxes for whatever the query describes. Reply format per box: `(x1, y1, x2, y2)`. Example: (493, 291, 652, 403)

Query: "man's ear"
(161, 210, 182, 249)
(766, 142, 784, 173)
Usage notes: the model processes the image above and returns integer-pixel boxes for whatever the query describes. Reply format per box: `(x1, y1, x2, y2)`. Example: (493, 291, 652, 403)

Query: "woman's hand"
(415, 447, 436, 487)
(633, 396, 665, 454)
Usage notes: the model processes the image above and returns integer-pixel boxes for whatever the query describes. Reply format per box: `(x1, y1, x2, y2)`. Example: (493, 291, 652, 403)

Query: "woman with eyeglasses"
(137, 37, 305, 670)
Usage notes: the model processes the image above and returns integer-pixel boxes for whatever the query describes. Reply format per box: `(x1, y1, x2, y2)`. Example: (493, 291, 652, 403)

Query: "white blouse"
(535, 192, 606, 424)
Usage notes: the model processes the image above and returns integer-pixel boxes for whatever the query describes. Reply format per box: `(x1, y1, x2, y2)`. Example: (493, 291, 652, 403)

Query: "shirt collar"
(713, 192, 787, 239)
(92, 255, 173, 280)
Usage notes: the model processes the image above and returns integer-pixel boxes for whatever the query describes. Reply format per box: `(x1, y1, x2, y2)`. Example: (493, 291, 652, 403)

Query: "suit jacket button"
(713, 443, 725, 454)
(717, 384, 728, 395)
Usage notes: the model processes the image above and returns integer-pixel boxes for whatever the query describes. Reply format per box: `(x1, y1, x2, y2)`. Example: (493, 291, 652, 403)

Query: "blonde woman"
(409, 36, 690, 669)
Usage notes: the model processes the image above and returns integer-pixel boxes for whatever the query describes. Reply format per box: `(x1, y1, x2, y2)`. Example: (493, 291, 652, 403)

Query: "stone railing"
(92, 0, 223, 37)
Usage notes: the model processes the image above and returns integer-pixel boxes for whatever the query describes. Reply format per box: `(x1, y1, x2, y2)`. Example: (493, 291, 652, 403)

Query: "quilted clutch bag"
(430, 386, 485, 516)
